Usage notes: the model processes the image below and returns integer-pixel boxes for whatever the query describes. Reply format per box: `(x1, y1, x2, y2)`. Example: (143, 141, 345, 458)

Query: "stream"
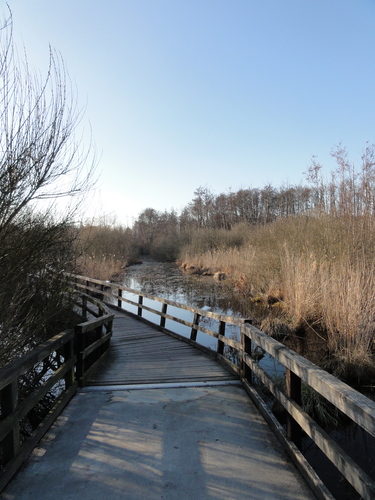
(121, 258, 374, 499)
(122, 257, 285, 379)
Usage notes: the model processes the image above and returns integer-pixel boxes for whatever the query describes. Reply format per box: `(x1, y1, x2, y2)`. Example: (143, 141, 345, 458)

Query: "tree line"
(131, 144, 375, 259)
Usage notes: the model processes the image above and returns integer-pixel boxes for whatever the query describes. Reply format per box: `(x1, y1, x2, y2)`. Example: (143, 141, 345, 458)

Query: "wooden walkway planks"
(1, 307, 317, 500)
(87, 308, 238, 386)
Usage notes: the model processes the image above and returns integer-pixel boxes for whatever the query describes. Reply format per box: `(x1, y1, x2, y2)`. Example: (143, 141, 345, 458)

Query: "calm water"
(122, 258, 284, 378)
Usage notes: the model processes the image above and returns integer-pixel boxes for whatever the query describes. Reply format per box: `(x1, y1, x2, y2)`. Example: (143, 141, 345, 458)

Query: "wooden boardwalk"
(3, 279, 375, 499)
(1, 307, 316, 500)
(87, 308, 238, 387)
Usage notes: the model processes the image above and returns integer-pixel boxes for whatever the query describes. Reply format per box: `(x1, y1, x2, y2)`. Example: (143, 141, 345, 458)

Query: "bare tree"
(132, 208, 160, 254)
(0, 17, 94, 229)
(0, 10, 95, 365)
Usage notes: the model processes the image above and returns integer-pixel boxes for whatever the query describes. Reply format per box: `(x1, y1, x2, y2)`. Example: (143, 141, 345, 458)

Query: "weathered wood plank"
(241, 378, 334, 500)
(86, 309, 237, 387)
(244, 324, 375, 438)
(0, 360, 75, 442)
(245, 355, 375, 499)
(0, 330, 75, 391)
(76, 313, 114, 334)
(81, 331, 112, 360)
(0, 383, 77, 493)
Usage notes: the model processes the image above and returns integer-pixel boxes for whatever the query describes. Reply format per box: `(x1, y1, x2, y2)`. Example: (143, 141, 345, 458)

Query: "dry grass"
(180, 215, 375, 381)
(76, 255, 126, 281)
(320, 259, 375, 377)
(74, 222, 140, 281)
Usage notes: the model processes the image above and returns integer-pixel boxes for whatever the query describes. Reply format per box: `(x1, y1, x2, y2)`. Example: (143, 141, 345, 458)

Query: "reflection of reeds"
(180, 215, 375, 382)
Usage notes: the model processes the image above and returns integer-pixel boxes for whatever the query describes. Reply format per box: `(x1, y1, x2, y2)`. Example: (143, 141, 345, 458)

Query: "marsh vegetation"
(80, 144, 375, 388)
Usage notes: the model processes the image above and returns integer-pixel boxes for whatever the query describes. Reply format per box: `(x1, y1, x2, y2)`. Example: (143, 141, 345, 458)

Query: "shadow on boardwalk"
(1, 385, 314, 499)
(1, 308, 315, 499)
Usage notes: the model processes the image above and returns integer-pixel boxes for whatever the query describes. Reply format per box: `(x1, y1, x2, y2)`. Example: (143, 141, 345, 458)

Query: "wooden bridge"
(0, 275, 375, 499)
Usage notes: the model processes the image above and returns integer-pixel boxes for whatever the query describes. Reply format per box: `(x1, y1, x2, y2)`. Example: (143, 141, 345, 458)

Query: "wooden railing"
(70, 274, 375, 500)
(0, 293, 114, 491)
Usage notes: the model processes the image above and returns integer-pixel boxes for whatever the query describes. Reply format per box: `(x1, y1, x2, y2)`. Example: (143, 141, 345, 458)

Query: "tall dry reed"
(320, 258, 375, 376)
(76, 255, 126, 281)
(180, 216, 375, 380)
(74, 222, 139, 280)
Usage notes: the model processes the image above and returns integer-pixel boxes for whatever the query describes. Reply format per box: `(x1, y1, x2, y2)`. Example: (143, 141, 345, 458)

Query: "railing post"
(286, 368, 302, 449)
(82, 295, 88, 319)
(160, 303, 167, 328)
(137, 295, 143, 317)
(117, 288, 123, 309)
(97, 303, 103, 329)
(103, 317, 113, 353)
(63, 338, 75, 389)
(191, 312, 200, 341)
(0, 380, 20, 465)
(241, 319, 252, 383)
(217, 320, 226, 355)
(75, 325, 85, 387)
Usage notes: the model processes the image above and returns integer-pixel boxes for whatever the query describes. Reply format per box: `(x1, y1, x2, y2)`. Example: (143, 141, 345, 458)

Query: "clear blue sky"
(7, 0, 375, 225)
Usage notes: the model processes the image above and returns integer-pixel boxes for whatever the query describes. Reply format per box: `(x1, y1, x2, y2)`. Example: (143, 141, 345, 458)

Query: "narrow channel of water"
(122, 258, 284, 378)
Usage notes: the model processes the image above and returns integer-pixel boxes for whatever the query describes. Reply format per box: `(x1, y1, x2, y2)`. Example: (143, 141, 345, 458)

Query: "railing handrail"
(0, 293, 114, 492)
(69, 274, 375, 429)
(71, 273, 247, 325)
(68, 274, 375, 500)
(0, 330, 75, 392)
(244, 322, 375, 437)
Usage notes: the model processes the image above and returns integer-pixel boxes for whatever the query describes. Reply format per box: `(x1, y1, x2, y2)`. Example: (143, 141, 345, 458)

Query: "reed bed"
(180, 215, 375, 382)
(75, 222, 139, 281)
(76, 255, 126, 281)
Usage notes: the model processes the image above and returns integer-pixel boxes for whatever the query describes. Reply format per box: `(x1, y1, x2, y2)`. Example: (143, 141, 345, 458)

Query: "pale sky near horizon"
(7, 0, 375, 225)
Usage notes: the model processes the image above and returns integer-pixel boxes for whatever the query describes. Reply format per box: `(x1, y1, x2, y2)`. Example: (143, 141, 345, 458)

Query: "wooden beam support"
(160, 303, 167, 328)
(191, 312, 200, 341)
(117, 288, 122, 309)
(137, 295, 143, 317)
(286, 368, 302, 450)
(217, 320, 226, 355)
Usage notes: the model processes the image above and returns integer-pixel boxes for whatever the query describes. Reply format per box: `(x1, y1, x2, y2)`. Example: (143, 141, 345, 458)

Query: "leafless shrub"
(0, 10, 95, 366)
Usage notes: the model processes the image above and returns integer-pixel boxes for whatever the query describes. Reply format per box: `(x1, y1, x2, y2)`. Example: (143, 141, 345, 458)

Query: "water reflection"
(123, 259, 249, 317)
(122, 258, 285, 377)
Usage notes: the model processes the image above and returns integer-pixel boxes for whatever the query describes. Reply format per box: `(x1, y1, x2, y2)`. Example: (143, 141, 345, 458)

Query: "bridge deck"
(1, 309, 315, 500)
(87, 308, 238, 387)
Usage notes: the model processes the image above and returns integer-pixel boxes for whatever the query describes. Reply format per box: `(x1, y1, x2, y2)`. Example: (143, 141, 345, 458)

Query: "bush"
(0, 10, 94, 365)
